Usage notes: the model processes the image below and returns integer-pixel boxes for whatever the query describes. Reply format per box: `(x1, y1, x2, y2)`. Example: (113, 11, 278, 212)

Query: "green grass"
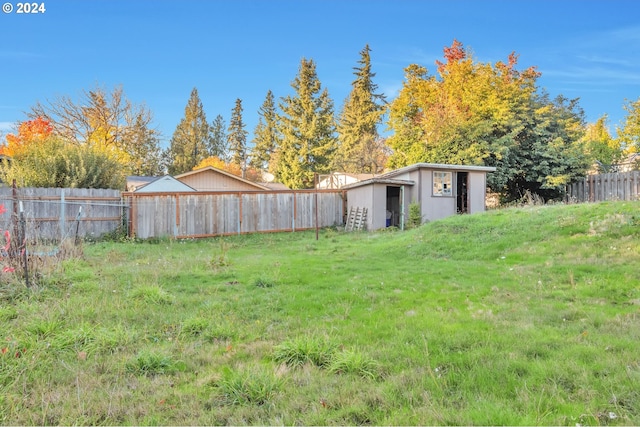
(1, 200, 639, 425)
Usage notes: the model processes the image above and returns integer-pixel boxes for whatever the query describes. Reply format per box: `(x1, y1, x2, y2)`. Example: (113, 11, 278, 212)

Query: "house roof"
(134, 175, 197, 193)
(126, 175, 159, 192)
(261, 182, 290, 191)
(175, 166, 271, 191)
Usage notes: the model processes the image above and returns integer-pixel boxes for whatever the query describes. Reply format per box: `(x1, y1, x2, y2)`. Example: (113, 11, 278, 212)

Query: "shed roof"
(343, 178, 415, 190)
(379, 163, 496, 179)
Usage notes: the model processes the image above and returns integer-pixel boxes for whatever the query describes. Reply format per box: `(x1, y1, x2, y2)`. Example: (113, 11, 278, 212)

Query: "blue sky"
(1, 0, 638, 148)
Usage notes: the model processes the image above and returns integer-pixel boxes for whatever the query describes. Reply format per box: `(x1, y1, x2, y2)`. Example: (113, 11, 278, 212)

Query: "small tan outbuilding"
(343, 163, 496, 230)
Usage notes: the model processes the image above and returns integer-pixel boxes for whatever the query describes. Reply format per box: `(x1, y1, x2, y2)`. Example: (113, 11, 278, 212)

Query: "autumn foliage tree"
(616, 97, 640, 154)
(193, 156, 261, 182)
(387, 40, 590, 201)
(1, 117, 53, 157)
(29, 85, 164, 175)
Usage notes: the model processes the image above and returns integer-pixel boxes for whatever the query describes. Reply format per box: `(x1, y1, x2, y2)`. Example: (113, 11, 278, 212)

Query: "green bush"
(407, 201, 422, 229)
(0, 137, 125, 189)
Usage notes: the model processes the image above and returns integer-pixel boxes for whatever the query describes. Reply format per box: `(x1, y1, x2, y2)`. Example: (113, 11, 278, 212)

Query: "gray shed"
(344, 163, 496, 230)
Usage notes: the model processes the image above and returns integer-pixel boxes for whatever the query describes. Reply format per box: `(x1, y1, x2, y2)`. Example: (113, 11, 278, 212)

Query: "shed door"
(386, 186, 401, 227)
(456, 172, 469, 214)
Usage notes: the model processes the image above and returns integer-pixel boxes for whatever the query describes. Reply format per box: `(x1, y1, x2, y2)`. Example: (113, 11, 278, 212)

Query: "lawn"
(1, 201, 639, 425)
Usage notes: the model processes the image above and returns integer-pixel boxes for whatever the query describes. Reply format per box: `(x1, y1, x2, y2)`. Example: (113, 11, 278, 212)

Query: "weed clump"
(274, 336, 337, 368)
(126, 351, 184, 376)
(211, 366, 285, 406)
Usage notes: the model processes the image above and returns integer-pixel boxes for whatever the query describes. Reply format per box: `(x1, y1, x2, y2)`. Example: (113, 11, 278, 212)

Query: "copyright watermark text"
(3, 2, 47, 14)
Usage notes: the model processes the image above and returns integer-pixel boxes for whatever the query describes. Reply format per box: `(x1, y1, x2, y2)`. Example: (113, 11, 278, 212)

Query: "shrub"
(407, 202, 422, 229)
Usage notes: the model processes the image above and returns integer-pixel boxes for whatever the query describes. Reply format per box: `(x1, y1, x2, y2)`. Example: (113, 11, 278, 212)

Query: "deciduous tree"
(277, 58, 337, 189)
(582, 115, 621, 171)
(387, 40, 589, 201)
(29, 85, 162, 175)
(616, 97, 640, 154)
(1, 117, 53, 157)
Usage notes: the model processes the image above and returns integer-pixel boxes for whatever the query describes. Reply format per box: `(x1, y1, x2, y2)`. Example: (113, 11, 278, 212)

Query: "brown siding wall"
(178, 170, 263, 192)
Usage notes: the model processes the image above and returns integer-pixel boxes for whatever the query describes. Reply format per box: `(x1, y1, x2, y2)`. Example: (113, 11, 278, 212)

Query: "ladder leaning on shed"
(345, 206, 367, 231)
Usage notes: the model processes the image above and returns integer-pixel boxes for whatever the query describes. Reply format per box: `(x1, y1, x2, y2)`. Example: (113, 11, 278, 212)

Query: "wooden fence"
(0, 187, 125, 241)
(566, 171, 640, 202)
(124, 190, 346, 239)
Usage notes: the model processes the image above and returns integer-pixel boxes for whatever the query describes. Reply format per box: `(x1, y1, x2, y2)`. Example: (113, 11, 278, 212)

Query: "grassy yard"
(1, 201, 639, 425)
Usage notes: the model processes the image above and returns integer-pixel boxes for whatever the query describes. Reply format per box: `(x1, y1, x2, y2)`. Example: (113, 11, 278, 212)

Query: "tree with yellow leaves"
(387, 40, 590, 202)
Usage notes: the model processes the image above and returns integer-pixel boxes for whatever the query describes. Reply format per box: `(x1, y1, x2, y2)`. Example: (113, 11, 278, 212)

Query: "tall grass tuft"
(328, 349, 381, 379)
(273, 336, 337, 368)
(129, 285, 174, 305)
(125, 351, 184, 376)
(212, 366, 285, 405)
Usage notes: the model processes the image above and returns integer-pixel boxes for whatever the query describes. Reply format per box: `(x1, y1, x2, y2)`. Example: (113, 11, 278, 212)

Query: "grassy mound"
(1, 201, 638, 425)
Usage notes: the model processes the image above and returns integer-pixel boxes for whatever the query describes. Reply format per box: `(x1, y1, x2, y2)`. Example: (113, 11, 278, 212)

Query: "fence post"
(11, 180, 19, 258)
(60, 190, 65, 240)
(19, 201, 29, 287)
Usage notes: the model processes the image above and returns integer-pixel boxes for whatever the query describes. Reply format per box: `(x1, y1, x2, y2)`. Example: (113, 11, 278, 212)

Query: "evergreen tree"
(127, 112, 166, 175)
(335, 45, 387, 173)
(209, 114, 228, 161)
(277, 58, 337, 189)
(227, 98, 248, 175)
(168, 88, 210, 174)
(250, 90, 280, 172)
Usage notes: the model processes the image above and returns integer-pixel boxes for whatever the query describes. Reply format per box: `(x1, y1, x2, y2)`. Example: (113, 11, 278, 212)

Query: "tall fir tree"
(209, 114, 228, 161)
(335, 45, 387, 173)
(168, 88, 210, 175)
(227, 98, 248, 175)
(250, 90, 280, 172)
(277, 58, 337, 189)
(127, 112, 166, 175)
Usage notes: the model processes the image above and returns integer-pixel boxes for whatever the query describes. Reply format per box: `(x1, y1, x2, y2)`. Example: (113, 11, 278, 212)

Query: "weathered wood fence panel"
(126, 190, 345, 239)
(0, 187, 124, 240)
(567, 172, 640, 202)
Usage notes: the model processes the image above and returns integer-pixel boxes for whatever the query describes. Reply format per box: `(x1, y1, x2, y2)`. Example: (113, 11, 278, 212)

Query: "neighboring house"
(175, 166, 271, 192)
(317, 172, 376, 189)
(614, 153, 640, 173)
(126, 176, 157, 192)
(261, 182, 290, 191)
(343, 163, 496, 231)
(133, 175, 197, 193)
